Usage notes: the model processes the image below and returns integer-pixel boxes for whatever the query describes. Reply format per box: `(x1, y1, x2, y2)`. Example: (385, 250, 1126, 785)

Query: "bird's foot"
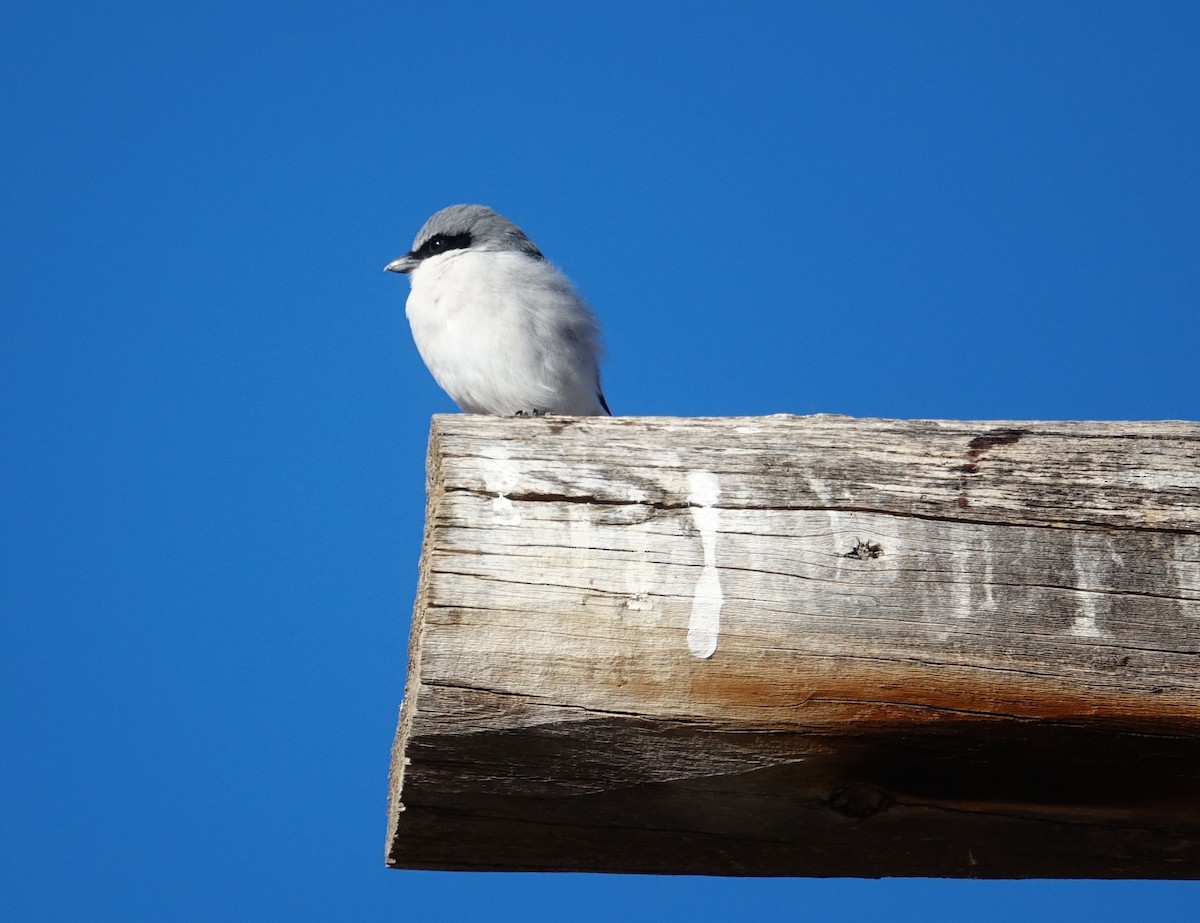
(513, 409, 545, 417)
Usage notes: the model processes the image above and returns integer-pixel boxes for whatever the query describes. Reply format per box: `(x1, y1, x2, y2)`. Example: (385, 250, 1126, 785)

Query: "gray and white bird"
(385, 205, 610, 416)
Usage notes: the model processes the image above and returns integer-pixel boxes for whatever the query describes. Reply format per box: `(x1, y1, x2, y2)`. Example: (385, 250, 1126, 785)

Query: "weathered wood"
(386, 414, 1200, 877)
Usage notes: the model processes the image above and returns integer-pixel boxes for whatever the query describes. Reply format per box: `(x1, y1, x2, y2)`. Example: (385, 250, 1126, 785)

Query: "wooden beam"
(386, 415, 1200, 877)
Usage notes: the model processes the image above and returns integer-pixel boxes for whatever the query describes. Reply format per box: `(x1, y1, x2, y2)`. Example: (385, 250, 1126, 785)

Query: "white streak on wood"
(1071, 611, 1106, 638)
(1070, 531, 1113, 639)
(951, 545, 973, 621)
(622, 518, 656, 612)
(480, 453, 523, 526)
(686, 471, 722, 659)
(1173, 535, 1200, 607)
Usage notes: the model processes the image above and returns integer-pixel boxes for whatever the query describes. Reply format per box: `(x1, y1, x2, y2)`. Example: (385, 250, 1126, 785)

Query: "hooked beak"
(384, 254, 418, 274)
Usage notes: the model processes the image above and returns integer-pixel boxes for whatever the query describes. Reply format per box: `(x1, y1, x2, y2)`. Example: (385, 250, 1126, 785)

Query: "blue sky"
(3, 1, 1198, 919)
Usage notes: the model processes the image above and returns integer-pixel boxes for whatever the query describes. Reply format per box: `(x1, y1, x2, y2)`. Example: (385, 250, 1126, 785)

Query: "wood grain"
(387, 414, 1200, 877)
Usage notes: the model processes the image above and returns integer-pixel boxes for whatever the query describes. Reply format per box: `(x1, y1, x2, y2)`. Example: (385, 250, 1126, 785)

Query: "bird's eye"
(413, 231, 473, 260)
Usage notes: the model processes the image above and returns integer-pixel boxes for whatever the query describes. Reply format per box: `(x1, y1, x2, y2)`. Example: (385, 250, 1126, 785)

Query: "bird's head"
(384, 204, 543, 275)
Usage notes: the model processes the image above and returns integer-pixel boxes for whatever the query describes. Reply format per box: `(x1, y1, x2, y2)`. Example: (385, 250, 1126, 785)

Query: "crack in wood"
(443, 485, 1197, 534)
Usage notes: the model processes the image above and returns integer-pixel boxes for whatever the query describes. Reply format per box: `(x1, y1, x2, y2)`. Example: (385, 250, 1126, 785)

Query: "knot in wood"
(845, 539, 884, 560)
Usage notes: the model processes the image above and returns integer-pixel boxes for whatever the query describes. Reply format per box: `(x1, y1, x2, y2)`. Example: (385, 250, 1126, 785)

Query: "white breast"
(405, 249, 606, 415)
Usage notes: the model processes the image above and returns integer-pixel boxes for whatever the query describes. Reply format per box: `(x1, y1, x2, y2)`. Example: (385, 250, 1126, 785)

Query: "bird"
(385, 205, 610, 417)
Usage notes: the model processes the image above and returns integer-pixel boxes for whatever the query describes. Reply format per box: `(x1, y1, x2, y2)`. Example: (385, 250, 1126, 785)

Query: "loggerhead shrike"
(385, 205, 610, 416)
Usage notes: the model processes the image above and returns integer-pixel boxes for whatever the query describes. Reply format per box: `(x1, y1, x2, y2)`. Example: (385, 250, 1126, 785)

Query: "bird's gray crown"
(408, 205, 544, 263)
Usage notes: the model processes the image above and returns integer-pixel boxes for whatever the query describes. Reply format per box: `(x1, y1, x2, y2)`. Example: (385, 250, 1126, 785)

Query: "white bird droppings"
(481, 456, 523, 526)
(686, 471, 723, 659)
(491, 494, 521, 526)
(1070, 615, 1105, 638)
(1069, 531, 1113, 639)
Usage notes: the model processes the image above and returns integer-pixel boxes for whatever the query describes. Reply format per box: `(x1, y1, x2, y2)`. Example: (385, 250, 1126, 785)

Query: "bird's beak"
(384, 254, 418, 274)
